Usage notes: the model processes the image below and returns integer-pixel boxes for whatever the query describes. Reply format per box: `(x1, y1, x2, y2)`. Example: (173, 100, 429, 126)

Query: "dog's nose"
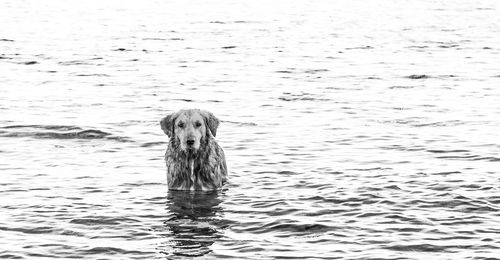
(186, 139, 195, 146)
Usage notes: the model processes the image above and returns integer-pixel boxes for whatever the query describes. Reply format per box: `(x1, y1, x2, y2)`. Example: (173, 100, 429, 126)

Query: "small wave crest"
(70, 216, 140, 226)
(0, 125, 129, 142)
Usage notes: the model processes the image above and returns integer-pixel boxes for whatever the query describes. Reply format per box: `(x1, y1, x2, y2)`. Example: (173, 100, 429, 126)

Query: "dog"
(160, 109, 227, 190)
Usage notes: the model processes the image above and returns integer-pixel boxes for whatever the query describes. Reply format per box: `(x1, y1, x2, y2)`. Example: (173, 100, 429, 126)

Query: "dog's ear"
(160, 113, 177, 137)
(201, 110, 220, 137)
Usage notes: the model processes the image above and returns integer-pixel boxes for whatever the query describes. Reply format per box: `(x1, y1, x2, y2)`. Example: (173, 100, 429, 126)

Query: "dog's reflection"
(162, 190, 225, 258)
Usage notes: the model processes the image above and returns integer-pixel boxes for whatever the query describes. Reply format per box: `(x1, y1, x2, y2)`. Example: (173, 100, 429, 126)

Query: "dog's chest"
(166, 156, 218, 190)
(188, 159, 197, 183)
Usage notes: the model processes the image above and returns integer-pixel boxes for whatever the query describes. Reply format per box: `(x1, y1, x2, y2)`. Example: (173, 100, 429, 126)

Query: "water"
(1, 0, 500, 259)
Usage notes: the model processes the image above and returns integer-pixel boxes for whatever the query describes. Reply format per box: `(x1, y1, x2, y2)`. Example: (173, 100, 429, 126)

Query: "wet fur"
(162, 110, 227, 190)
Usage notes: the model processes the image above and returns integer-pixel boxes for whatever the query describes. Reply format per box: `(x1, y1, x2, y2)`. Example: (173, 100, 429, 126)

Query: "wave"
(0, 125, 129, 142)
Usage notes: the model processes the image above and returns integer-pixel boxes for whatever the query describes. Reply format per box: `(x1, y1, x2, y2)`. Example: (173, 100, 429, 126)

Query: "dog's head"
(160, 109, 219, 152)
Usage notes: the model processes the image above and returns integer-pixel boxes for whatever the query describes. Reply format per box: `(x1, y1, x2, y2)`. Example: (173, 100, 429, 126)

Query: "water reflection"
(162, 190, 224, 258)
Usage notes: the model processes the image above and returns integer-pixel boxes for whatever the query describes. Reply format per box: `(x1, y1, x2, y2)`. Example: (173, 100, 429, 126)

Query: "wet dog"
(160, 109, 227, 190)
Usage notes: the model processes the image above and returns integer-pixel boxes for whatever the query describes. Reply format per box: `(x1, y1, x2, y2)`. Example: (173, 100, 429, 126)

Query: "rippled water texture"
(1, 0, 500, 259)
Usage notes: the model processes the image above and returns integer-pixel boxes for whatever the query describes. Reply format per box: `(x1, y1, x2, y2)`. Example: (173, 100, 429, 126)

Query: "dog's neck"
(170, 138, 210, 169)
(185, 148, 201, 160)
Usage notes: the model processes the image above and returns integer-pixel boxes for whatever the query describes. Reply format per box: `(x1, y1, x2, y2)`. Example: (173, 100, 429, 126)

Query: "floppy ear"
(160, 113, 177, 138)
(201, 110, 220, 137)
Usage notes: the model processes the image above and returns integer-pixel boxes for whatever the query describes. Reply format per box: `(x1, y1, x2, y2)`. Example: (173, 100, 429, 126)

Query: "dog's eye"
(195, 121, 202, 128)
(177, 122, 185, 128)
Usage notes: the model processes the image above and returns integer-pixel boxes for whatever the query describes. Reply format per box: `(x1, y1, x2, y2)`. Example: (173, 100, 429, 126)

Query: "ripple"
(278, 92, 331, 102)
(0, 226, 55, 235)
(0, 125, 129, 141)
(407, 74, 430, 79)
(304, 69, 329, 74)
(385, 243, 454, 252)
(140, 141, 168, 147)
(221, 120, 257, 126)
(142, 37, 167, 40)
(113, 48, 130, 51)
(58, 60, 93, 65)
(73, 73, 110, 77)
(236, 219, 334, 235)
(427, 149, 470, 153)
(389, 85, 418, 89)
(83, 247, 150, 255)
(412, 120, 465, 127)
(70, 216, 140, 226)
(346, 45, 374, 50)
(0, 253, 23, 259)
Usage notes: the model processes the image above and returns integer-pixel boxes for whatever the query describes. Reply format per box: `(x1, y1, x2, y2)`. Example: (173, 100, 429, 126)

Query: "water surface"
(1, 0, 500, 259)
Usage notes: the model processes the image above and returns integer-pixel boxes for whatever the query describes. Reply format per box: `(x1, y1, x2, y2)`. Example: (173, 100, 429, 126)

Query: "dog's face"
(175, 111, 206, 151)
(160, 109, 219, 153)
